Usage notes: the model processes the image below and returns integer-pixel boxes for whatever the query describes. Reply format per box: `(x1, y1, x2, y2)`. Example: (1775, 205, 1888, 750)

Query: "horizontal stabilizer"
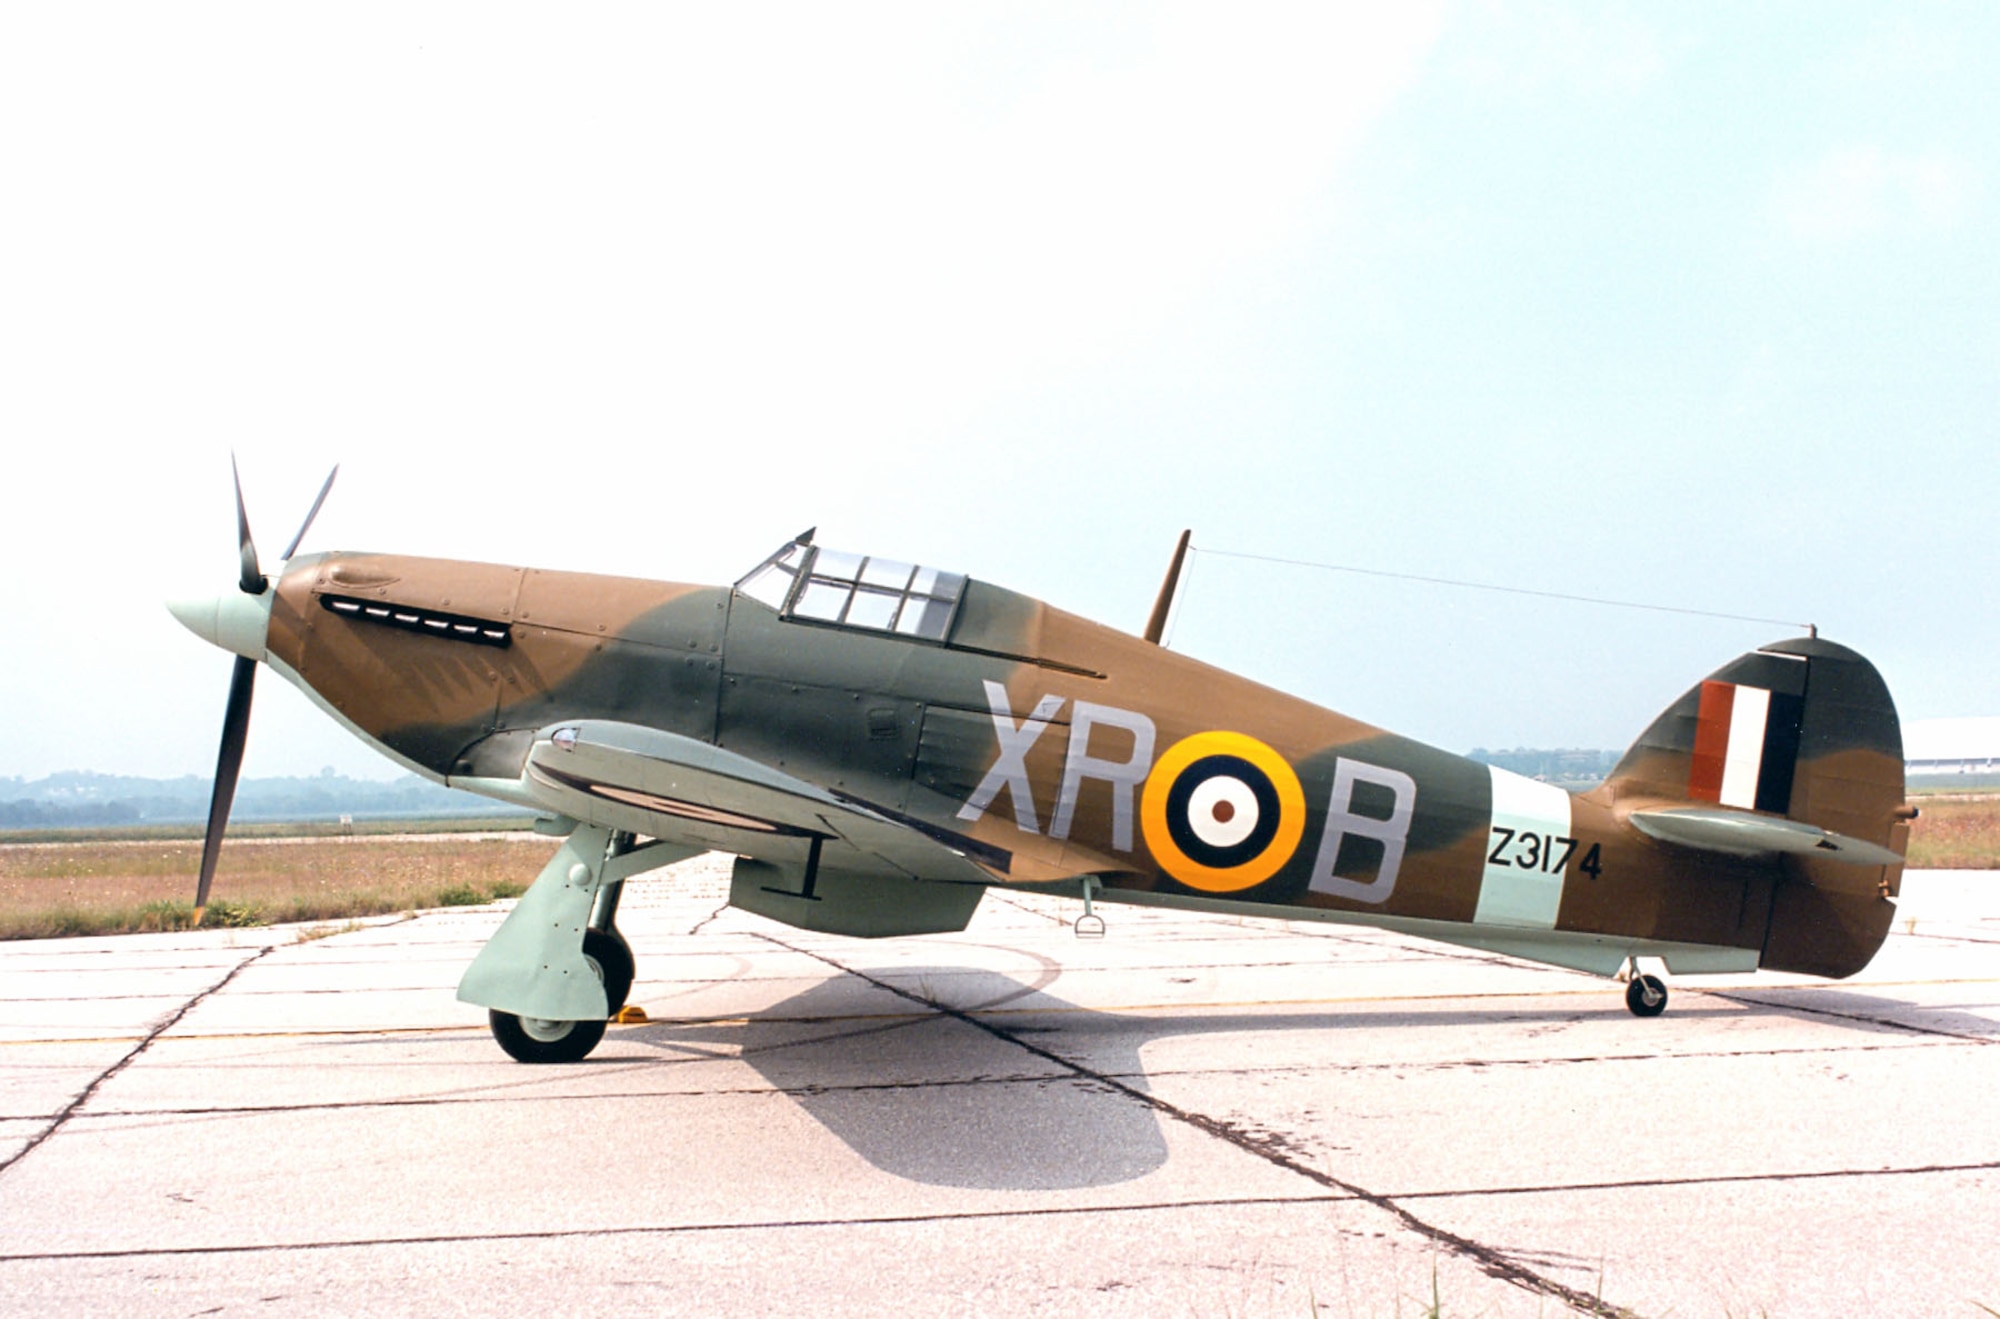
(1628, 806, 1903, 867)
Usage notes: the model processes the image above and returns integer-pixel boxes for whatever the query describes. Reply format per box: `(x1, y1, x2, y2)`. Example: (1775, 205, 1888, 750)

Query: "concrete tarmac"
(1, 857, 1995, 1317)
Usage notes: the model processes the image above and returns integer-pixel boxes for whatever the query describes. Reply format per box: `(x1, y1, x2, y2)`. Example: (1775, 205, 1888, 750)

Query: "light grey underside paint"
(1034, 881, 1760, 978)
(512, 719, 996, 887)
(456, 826, 700, 1019)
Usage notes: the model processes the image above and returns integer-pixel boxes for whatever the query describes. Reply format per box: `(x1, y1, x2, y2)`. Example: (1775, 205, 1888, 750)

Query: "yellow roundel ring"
(1140, 731, 1306, 894)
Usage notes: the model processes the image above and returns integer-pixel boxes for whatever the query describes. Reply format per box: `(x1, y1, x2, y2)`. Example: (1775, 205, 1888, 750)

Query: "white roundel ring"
(1185, 775, 1260, 849)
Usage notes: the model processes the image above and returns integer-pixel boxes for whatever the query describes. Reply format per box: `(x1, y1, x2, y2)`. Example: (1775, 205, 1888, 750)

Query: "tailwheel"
(1625, 972, 1668, 1018)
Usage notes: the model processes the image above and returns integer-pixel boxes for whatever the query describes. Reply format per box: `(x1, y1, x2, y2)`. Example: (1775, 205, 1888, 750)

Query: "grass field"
(1904, 794, 2000, 869)
(0, 796, 1992, 941)
(0, 815, 534, 846)
(0, 833, 560, 940)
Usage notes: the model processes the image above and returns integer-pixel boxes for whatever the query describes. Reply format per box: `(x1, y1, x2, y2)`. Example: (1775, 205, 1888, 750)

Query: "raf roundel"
(1141, 731, 1307, 893)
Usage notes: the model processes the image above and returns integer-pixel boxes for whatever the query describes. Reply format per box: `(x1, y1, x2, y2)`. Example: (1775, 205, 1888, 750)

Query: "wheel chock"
(614, 1004, 650, 1025)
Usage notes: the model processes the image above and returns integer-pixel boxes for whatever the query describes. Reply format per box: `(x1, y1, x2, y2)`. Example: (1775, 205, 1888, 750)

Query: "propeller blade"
(194, 655, 257, 920)
(232, 454, 267, 596)
(281, 464, 339, 560)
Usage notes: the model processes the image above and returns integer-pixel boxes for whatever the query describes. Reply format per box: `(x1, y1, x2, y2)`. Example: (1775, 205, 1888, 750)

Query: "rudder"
(1605, 636, 1908, 978)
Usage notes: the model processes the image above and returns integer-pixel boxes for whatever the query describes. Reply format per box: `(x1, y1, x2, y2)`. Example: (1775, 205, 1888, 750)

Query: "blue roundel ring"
(1163, 754, 1282, 869)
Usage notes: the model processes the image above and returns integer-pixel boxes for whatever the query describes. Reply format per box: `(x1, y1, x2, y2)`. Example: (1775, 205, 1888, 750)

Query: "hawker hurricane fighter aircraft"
(172, 468, 1912, 1062)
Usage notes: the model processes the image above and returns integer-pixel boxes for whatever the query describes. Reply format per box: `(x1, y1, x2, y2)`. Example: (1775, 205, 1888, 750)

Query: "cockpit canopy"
(736, 537, 966, 641)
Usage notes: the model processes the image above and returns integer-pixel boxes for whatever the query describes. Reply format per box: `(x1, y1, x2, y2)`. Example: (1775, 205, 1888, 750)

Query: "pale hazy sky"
(3, 3, 1995, 782)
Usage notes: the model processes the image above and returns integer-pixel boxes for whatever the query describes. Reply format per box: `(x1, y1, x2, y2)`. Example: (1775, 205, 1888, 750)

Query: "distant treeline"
(1465, 748, 1620, 788)
(1460, 749, 1989, 793)
(32, 748, 1961, 828)
(0, 770, 528, 829)
(10, 755, 1633, 828)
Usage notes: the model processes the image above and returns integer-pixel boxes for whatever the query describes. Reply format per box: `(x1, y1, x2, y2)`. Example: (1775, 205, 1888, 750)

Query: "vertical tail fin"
(1605, 637, 1907, 977)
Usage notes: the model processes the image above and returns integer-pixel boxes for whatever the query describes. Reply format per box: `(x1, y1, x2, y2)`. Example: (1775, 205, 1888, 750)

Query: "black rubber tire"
(489, 1008, 608, 1064)
(584, 928, 635, 1014)
(1625, 973, 1668, 1018)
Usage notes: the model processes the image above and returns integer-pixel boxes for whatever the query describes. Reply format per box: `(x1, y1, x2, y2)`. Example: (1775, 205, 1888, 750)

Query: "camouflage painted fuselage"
(264, 546, 1907, 981)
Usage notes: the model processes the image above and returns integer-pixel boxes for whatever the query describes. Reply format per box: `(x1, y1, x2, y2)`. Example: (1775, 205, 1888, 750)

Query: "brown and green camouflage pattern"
(261, 542, 1907, 981)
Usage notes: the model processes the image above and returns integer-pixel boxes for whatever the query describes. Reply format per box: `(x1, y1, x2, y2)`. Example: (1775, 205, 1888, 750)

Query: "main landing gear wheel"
(490, 1007, 607, 1064)
(1625, 972, 1668, 1018)
(584, 928, 635, 1015)
(488, 948, 614, 1064)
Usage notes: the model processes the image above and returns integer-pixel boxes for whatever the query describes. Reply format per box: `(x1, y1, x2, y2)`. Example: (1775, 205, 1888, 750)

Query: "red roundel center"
(1211, 800, 1236, 824)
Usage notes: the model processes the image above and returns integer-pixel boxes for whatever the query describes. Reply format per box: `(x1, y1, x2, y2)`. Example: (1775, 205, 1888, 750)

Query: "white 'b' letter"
(957, 681, 1064, 834)
(1049, 702, 1157, 853)
(1307, 758, 1416, 904)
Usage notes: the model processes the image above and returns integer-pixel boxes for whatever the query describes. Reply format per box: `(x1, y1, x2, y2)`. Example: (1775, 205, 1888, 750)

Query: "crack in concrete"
(1901, 930, 2000, 948)
(754, 932, 1637, 1319)
(1702, 989, 1996, 1044)
(980, 891, 1071, 926)
(10, 1026, 1957, 1121)
(0, 945, 276, 1181)
(1390, 1157, 2000, 1203)
(684, 901, 730, 937)
(0, 1192, 1348, 1263)
(45, 1070, 1091, 1124)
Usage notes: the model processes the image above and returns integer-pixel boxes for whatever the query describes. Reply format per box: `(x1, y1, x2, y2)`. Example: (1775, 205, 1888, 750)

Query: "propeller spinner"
(168, 460, 338, 923)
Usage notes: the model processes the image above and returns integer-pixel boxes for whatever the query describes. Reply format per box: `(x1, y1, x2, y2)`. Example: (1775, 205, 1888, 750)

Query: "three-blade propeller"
(193, 460, 339, 921)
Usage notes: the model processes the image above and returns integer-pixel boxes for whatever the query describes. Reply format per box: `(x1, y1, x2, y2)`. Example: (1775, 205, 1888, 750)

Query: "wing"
(515, 719, 1004, 888)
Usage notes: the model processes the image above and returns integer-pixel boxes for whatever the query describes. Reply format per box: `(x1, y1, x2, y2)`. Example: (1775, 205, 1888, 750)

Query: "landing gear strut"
(462, 824, 702, 1063)
(1624, 970, 1668, 1017)
(587, 834, 639, 1014)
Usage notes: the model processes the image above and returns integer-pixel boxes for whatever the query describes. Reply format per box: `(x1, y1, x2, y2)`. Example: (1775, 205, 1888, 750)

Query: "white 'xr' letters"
(956, 681, 1064, 833)
(1049, 702, 1156, 853)
(955, 686, 1157, 853)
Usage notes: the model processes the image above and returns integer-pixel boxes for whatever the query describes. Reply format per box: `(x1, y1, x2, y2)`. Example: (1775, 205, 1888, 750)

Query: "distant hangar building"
(1904, 717, 2000, 782)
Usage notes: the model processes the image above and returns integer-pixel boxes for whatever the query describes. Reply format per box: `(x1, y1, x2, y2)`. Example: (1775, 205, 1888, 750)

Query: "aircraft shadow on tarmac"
(615, 964, 1995, 1192)
(1703, 984, 2000, 1038)
(628, 967, 1173, 1192)
(613, 967, 1636, 1192)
